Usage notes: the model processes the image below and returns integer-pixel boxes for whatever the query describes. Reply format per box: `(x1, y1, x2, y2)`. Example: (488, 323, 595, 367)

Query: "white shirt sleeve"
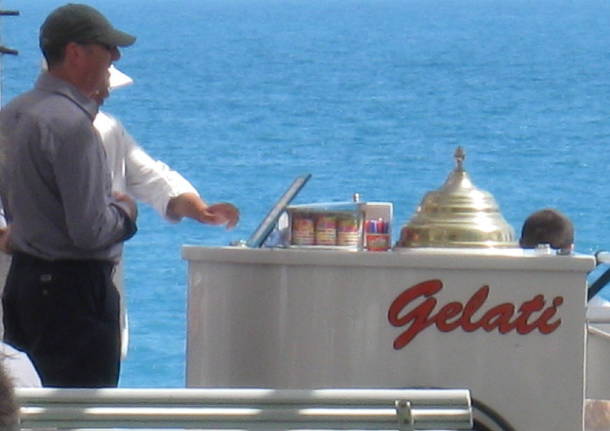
(95, 112, 199, 222)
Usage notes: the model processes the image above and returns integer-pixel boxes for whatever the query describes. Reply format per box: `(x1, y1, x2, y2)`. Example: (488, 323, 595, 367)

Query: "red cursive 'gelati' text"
(387, 279, 563, 349)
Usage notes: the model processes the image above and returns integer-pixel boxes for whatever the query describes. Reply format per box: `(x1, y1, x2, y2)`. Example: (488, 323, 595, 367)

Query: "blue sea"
(2, 0, 610, 387)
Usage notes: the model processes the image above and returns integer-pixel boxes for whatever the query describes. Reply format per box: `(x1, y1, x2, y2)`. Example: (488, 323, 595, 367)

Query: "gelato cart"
(183, 148, 597, 431)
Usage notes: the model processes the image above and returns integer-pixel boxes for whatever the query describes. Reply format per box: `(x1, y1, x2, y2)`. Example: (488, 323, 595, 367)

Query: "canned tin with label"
(291, 214, 315, 245)
(315, 214, 337, 246)
(337, 215, 360, 246)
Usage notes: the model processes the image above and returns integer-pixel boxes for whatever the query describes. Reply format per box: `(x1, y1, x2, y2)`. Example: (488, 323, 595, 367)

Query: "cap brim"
(101, 28, 136, 47)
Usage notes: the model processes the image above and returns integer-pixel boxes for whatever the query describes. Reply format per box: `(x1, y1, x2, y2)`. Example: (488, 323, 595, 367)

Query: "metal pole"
(0, 3, 19, 106)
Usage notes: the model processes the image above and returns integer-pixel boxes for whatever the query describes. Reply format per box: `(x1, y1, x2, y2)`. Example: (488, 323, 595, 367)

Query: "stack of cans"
(290, 211, 363, 247)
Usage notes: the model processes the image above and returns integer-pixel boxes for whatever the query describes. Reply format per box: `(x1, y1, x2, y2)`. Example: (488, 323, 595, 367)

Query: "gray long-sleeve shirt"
(0, 72, 136, 261)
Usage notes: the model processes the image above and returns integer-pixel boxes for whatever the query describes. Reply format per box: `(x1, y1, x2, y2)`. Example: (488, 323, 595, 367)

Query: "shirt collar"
(35, 72, 99, 120)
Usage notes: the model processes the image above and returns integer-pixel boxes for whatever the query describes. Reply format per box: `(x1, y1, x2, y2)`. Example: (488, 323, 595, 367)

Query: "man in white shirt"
(92, 67, 239, 355)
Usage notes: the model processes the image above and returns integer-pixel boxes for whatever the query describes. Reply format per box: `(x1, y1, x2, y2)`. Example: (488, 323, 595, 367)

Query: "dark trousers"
(2, 253, 121, 388)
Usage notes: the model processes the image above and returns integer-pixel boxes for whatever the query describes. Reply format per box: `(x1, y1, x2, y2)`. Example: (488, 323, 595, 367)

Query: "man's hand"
(200, 202, 240, 229)
(167, 193, 239, 229)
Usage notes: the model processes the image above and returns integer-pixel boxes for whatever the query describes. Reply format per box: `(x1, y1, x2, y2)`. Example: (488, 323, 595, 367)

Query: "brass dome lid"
(396, 147, 516, 248)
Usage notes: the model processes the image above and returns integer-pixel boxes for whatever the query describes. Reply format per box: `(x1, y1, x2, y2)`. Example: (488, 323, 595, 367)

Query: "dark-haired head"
(519, 208, 574, 251)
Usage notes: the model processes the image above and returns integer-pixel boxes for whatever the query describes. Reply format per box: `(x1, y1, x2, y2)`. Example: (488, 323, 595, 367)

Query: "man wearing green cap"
(0, 4, 138, 387)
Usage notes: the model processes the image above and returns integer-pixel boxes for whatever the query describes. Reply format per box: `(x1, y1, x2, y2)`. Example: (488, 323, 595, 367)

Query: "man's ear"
(64, 41, 87, 68)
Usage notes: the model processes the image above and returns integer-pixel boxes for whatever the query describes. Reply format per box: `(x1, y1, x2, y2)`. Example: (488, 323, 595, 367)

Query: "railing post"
(395, 399, 414, 431)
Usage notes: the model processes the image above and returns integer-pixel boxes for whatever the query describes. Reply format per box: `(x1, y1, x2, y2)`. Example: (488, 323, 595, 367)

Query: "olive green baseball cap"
(39, 3, 136, 51)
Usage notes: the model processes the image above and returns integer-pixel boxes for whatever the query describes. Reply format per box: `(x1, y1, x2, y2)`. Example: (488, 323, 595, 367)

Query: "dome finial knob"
(455, 146, 465, 171)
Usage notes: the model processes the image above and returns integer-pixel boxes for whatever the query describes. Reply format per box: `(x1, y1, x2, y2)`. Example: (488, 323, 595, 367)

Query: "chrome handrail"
(16, 387, 473, 430)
